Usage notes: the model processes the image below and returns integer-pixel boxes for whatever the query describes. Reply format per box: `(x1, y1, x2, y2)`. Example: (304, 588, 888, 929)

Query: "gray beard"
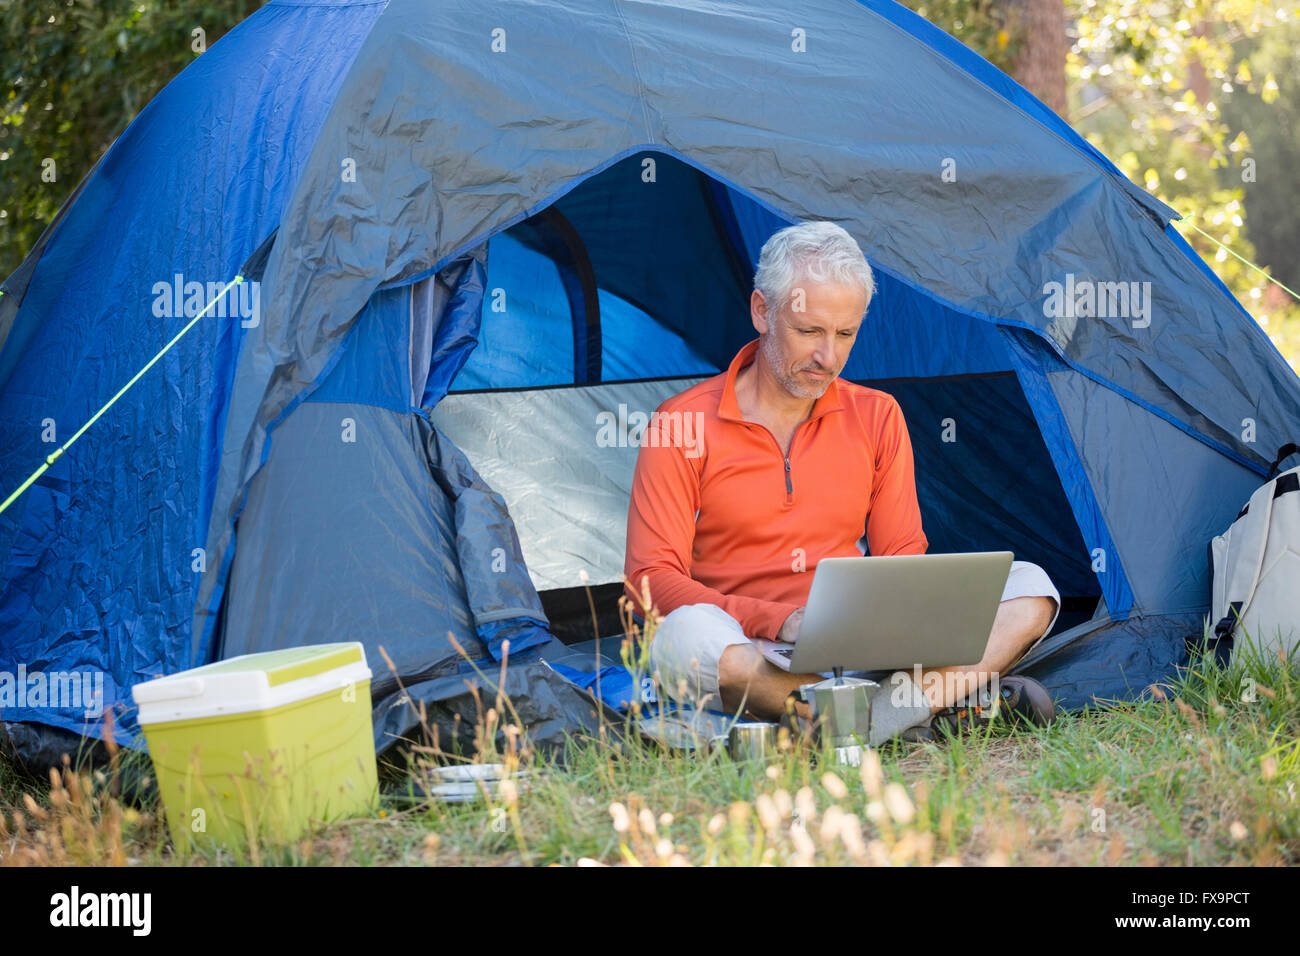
(758, 333, 833, 400)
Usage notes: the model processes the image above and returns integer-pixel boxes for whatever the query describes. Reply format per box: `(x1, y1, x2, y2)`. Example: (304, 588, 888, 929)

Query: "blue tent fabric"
(547, 661, 645, 712)
(0, 0, 386, 743)
(3, 0, 1300, 759)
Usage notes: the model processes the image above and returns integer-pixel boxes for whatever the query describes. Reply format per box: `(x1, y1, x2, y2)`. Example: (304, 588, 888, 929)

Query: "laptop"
(760, 552, 1013, 673)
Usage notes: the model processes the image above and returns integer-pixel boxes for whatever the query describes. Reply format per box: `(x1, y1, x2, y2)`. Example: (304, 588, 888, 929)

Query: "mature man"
(623, 220, 1061, 744)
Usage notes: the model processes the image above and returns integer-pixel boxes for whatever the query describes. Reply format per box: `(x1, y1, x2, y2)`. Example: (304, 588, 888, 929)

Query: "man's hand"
(777, 606, 805, 643)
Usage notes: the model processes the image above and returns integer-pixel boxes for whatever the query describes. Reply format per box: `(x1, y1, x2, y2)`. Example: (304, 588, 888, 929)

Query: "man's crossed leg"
(646, 561, 1061, 744)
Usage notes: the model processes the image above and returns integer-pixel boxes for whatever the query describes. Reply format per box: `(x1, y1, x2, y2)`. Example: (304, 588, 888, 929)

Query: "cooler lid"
(132, 642, 372, 724)
(183, 643, 364, 686)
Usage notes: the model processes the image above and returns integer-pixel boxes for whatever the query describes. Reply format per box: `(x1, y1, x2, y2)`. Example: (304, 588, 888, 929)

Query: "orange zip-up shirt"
(624, 338, 929, 640)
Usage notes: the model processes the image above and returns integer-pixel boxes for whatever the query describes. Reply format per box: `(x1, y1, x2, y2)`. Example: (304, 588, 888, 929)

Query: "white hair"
(753, 220, 875, 317)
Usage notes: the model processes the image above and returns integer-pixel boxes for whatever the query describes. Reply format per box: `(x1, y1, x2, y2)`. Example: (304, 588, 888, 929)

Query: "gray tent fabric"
(1018, 610, 1208, 705)
(218, 396, 575, 756)
(423, 420, 551, 630)
(1048, 368, 1264, 614)
(219, 402, 487, 665)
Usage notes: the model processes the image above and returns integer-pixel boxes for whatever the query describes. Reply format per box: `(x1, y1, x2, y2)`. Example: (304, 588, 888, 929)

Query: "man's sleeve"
(623, 427, 798, 640)
(865, 396, 929, 556)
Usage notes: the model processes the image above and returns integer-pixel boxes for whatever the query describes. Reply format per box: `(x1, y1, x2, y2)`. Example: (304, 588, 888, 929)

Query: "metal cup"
(714, 721, 779, 761)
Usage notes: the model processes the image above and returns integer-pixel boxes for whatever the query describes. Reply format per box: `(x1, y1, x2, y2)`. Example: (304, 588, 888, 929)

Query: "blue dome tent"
(2, 0, 1298, 764)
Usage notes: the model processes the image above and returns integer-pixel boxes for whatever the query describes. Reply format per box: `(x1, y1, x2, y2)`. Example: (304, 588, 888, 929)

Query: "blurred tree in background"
(0, 1, 261, 275)
(3, 0, 1298, 370)
(1220, 14, 1300, 292)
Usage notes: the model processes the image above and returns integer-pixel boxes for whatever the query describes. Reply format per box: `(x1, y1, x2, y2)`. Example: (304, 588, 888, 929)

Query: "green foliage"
(905, 0, 1024, 72)
(1219, 15, 1300, 292)
(0, 1, 262, 278)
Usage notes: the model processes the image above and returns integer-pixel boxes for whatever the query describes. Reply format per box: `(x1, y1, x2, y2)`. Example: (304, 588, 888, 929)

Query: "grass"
(1, 617, 1297, 866)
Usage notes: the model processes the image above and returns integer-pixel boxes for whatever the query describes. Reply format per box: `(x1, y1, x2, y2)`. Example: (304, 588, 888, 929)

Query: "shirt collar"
(717, 338, 845, 423)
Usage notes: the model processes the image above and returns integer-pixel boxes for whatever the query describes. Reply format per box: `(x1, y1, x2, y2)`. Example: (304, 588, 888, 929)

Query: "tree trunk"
(1010, 0, 1068, 116)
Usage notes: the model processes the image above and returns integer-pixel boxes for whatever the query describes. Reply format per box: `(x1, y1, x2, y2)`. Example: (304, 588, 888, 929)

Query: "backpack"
(1208, 443, 1300, 666)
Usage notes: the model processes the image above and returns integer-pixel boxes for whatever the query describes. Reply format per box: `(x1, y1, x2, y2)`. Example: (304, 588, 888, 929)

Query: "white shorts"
(647, 560, 1061, 710)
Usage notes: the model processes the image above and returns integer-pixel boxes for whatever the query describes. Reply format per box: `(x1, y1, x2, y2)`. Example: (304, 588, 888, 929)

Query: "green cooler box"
(133, 642, 379, 850)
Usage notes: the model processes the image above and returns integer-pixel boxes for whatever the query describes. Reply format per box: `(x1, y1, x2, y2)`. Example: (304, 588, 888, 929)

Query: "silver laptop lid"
(789, 552, 1013, 672)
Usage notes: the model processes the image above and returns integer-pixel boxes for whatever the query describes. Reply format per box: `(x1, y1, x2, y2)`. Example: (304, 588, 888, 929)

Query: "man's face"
(752, 278, 866, 400)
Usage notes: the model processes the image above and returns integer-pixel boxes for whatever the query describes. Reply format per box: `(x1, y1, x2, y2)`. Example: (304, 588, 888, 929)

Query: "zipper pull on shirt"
(784, 457, 793, 497)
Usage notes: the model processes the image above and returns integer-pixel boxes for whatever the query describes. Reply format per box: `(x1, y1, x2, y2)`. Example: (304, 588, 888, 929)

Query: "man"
(623, 220, 1061, 745)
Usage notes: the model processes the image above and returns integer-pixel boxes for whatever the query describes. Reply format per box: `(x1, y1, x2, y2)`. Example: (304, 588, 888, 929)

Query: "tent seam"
(610, 0, 655, 142)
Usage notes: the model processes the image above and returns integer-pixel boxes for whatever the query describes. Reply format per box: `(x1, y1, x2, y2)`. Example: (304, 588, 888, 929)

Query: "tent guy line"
(0, 275, 246, 518)
(1174, 217, 1300, 303)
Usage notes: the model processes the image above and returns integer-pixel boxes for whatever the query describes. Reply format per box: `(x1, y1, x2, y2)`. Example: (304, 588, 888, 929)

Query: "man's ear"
(751, 289, 771, 335)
